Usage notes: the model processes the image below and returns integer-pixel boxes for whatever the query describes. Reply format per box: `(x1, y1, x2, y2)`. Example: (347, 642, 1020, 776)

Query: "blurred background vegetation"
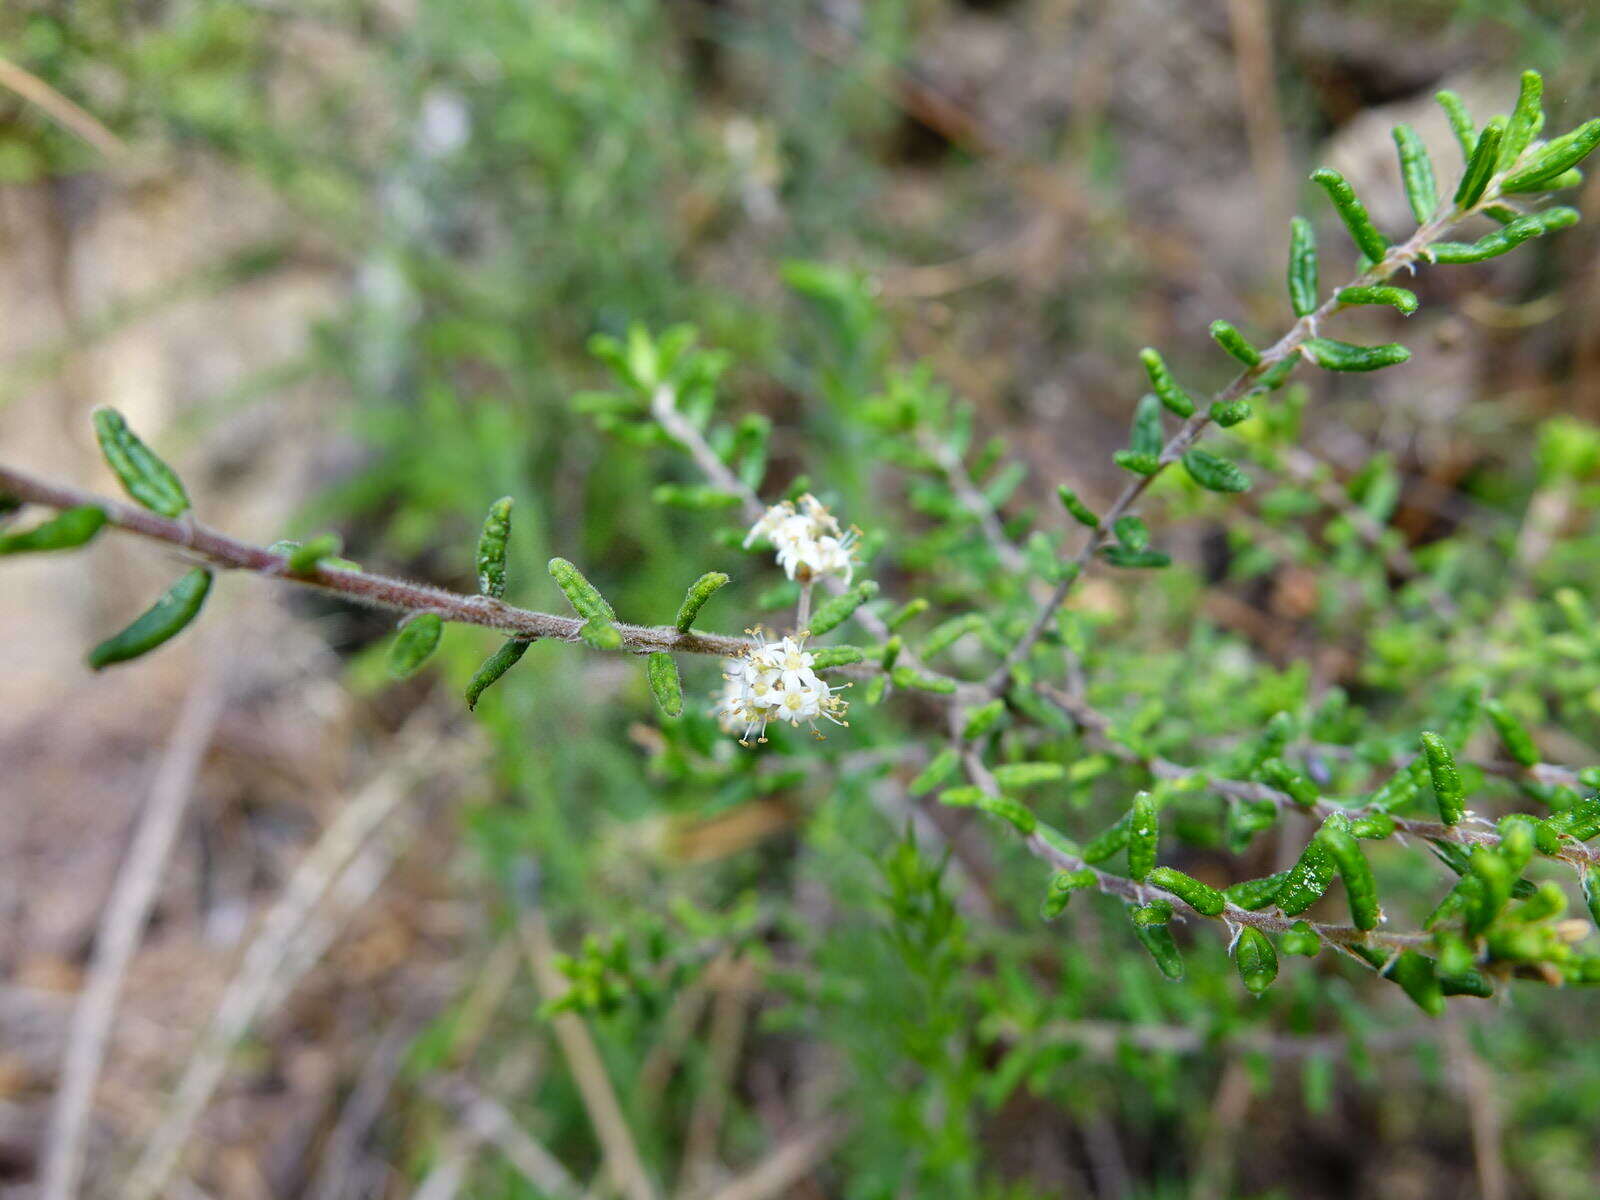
(3, 1, 1600, 1197)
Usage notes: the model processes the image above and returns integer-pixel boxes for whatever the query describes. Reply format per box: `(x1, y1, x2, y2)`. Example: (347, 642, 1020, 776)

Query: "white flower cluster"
(715, 634, 849, 745)
(744, 494, 857, 585)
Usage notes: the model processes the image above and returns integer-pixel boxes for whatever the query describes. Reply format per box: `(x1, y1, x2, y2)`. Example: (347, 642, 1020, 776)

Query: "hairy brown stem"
(0, 462, 752, 659)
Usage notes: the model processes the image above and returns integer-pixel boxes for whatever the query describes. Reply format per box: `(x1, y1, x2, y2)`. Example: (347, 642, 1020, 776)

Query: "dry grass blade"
(119, 719, 462, 1200)
(41, 655, 228, 1200)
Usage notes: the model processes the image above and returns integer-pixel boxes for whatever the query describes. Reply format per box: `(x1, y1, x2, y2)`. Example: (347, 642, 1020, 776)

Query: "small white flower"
(746, 494, 858, 585)
(714, 633, 849, 744)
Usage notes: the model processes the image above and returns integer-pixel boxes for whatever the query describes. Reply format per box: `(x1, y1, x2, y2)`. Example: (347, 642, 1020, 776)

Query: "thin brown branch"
(0, 55, 129, 160)
(0, 462, 749, 659)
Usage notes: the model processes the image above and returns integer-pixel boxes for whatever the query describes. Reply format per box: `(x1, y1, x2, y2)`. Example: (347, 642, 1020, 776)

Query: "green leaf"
(1501, 119, 1600, 192)
(810, 645, 865, 669)
(1210, 399, 1253, 428)
(1100, 545, 1171, 569)
(1040, 869, 1095, 920)
(1485, 699, 1539, 766)
(476, 496, 513, 599)
(1139, 348, 1196, 417)
(675, 571, 730, 632)
(1499, 70, 1545, 172)
(911, 748, 961, 796)
(646, 652, 683, 717)
(891, 666, 957, 694)
(1182, 449, 1251, 493)
(1127, 790, 1158, 882)
(1056, 486, 1099, 529)
(1234, 926, 1278, 995)
(1420, 731, 1465, 824)
(962, 699, 1006, 740)
(1392, 124, 1438, 224)
(88, 568, 212, 669)
(1337, 285, 1418, 315)
(1388, 951, 1446, 1016)
(0, 505, 105, 554)
(808, 581, 879, 636)
(1310, 167, 1389, 262)
(465, 638, 532, 710)
(1428, 208, 1580, 262)
(389, 612, 444, 679)
(1130, 392, 1164, 456)
(1453, 117, 1504, 209)
(1435, 90, 1475, 162)
(286, 533, 343, 574)
(1131, 912, 1185, 980)
(549, 557, 620, 650)
(1316, 822, 1379, 930)
(1287, 216, 1319, 318)
(1275, 839, 1336, 916)
(1302, 338, 1410, 372)
(91, 407, 190, 518)
(1111, 451, 1161, 477)
(1146, 865, 1226, 916)
(1209, 320, 1261, 366)
(1113, 515, 1150, 551)
(991, 762, 1065, 789)
(886, 598, 928, 630)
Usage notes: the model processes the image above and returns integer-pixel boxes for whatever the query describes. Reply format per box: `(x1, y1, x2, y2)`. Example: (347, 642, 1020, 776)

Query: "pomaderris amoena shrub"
(6, 71, 1600, 1014)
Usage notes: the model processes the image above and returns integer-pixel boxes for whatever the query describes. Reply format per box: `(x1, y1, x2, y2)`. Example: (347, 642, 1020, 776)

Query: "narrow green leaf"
(891, 666, 957, 694)
(1310, 167, 1389, 262)
(0, 505, 105, 554)
(1392, 124, 1438, 223)
(1302, 338, 1410, 372)
(646, 652, 683, 717)
(1388, 951, 1446, 1016)
(1317, 822, 1379, 930)
(1056, 486, 1100, 528)
(991, 762, 1065, 789)
(1182, 449, 1252, 493)
(1420, 731, 1465, 824)
(1287, 216, 1320, 317)
(1100, 545, 1171, 569)
(1499, 70, 1544, 171)
(1111, 451, 1161, 476)
(1139, 348, 1196, 417)
(962, 699, 1006, 740)
(287, 533, 343, 574)
(389, 612, 444, 678)
(91, 407, 190, 518)
(810, 645, 865, 669)
(1501, 119, 1600, 192)
(1276, 839, 1337, 916)
(88, 568, 212, 669)
(1226, 872, 1289, 911)
(886, 598, 929, 630)
(1210, 398, 1253, 428)
(1281, 920, 1320, 957)
(911, 747, 961, 796)
(1040, 869, 1095, 920)
(1209, 320, 1261, 366)
(808, 580, 879, 636)
(1131, 910, 1186, 980)
(1453, 117, 1504, 209)
(1234, 926, 1278, 995)
(465, 638, 532, 710)
(1485, 699, 1539, 766)
(476, 496, 513, 599)
(1428, 207, 1580, 262)
(1146, 865, 1226, 916)
(1130, 392, 1165, 456)
(675, 571, 730, 631)
(1434, 90, 1475, 162)
(1127, 790, 1158, 882)
(1113, 515, 1150, 551)
(1337, 285, 1418, 315)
